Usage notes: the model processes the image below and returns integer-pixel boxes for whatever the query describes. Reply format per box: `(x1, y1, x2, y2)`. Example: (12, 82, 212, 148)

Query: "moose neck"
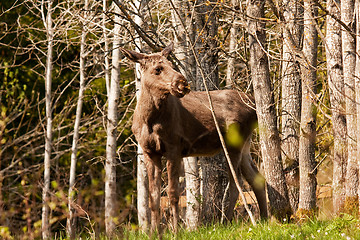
(137, 81, 171, 121)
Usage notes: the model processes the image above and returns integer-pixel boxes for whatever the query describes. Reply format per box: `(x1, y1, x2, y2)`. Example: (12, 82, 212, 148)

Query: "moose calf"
(121, 43, 268, 232)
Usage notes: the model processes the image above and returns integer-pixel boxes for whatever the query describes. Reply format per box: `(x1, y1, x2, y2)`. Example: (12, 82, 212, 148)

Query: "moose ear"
(161, 42, 174, 57)
(120, 48, 147, 63)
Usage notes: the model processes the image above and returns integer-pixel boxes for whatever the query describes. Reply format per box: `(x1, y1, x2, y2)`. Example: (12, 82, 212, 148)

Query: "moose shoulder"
(121, 43, 268, 232)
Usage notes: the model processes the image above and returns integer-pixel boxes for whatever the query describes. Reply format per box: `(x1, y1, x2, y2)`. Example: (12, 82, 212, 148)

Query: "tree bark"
(225, 0, 238, 88)
(67, 0, 88, 238)
(341, 0, 358, 214)
(247, 0, 291, 219)
(133, 0, 150, 230)
(355, 0, 360, 214)
(105, 2, 121, 235)
(42, 0, 54, 238)
(193, 0, 228, 223)
(103, 0, 110, 99)
(326, 0, 347, 215)
(171, 0, 200, 229)
(297, 0, 318, 218)
(184, 156, 200, 229)
(281, 0, 303, 213)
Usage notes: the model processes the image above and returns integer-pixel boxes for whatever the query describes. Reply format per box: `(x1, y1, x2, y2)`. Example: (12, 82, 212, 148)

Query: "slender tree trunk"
(183, 156, 200, 228)
(171, 0, 200, 229)
(326, 0, 347, 215)
(67, 0, 88, 238)
(247, 0, 291, 219)
(133, 0, 150, 230)
(341, 0, 358, 214)
(297, 0, 318, 218)
(136, 145, 150, 230)
(225, 0, 238, 88)
(193, 0, 228, 223)
(103, 0, 110, 98)
(42, 0, 54, 238)
(281, 0, 303, 213)
(105, 3, 121, 235)
(355, 0, 360, 214)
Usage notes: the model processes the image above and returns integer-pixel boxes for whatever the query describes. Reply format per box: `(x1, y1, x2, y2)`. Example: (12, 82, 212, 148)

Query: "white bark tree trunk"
(326, 0, 347, 215)
(355, 0, 360, 213)
(67, 0, 88, 238)
(42, 0, 54, 238)
(247, 0, 291, 219)
(183, 156, 199, 229)
(133, 0, 150, 230)
(105, 3, 121, 235)
(225, 0, 238, 88)
(297, 0, 318, 217)
(103, 0, 110, 98)
(171, 0, 200, 229)
(281, 0, 303, 213)
(341, 0, 358, 213)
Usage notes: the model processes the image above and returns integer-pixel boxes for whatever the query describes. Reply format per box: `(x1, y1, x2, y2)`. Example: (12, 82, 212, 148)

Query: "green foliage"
(225, 123, 244, 148)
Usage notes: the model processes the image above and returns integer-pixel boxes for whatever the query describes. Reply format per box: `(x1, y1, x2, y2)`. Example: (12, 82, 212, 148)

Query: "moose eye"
(154, 66, 163, 75)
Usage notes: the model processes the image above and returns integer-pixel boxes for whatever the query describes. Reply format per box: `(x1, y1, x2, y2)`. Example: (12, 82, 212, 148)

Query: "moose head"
(120, 43, 190, 98)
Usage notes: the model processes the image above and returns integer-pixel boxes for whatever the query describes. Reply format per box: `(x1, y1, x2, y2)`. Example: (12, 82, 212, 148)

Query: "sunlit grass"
(118, 215, 360, 240)
(52, 214, 360, 239)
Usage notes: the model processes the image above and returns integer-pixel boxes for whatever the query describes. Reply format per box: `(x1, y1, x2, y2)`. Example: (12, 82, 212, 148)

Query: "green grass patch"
(49, 215, 360, 239)
(120, 216, 360, 240)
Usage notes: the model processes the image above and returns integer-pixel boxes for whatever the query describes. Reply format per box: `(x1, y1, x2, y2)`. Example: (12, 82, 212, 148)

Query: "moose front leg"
(143, 153, 162, 232)
(166, 158, 181, 232)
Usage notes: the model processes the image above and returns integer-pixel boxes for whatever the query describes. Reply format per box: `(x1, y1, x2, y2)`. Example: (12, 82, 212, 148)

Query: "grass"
(37, 214, 360, 239)
(120, 215, 360, 240)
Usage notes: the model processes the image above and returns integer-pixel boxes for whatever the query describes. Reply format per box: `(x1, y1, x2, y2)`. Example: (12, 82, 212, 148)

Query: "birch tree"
(171, 0, 200, 229)
(281, 0, 303, 212)
(341, 0, 358, 213)
(225, 0, 238, 88)
(105, 3, 121, 235)
(247, 0, 291, 219)
(132, 0, 151, 230)
(355, 0, 360, 214)
(67, 0, 89, 238)
(326, 0, 347, 214)
(297, 0, 318, 217)
(103, 0, 110, 98)
(42, 0, 54, 238)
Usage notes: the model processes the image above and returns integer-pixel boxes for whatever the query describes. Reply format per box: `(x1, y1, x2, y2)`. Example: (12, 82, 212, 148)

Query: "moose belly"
(184, 133, 222, 157)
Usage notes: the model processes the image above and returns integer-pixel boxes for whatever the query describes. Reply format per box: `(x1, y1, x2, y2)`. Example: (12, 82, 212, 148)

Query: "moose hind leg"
(144, 153, 162, 232)
(166, 159, 181, 232)
(225, 166, 242, 222)
(241, 153, 268, 219)
(224, 151, 243, 222)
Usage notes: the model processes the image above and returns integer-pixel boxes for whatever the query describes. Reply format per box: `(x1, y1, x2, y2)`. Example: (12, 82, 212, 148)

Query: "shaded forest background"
(0, 0, 359, 238)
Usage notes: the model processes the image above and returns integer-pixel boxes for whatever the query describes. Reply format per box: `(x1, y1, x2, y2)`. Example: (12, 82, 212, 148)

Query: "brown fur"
(121, 43, 268, 232)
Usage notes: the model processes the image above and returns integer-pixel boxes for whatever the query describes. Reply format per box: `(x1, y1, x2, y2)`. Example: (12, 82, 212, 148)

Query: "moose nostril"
(178, 84, 185, 90)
